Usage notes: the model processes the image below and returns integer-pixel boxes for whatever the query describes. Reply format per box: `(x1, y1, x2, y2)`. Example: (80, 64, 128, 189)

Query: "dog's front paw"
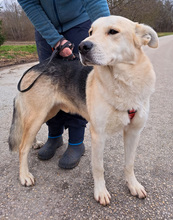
(20, 172, 35, 186)
(126, 179, 147, 198)
(94, 186, 111, 206)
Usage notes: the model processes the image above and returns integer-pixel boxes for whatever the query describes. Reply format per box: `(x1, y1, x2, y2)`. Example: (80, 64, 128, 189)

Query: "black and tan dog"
(9, 16, 158, 205)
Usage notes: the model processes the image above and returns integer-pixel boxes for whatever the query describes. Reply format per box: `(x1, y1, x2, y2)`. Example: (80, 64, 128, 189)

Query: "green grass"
(158, 32, 173, 37)
(0, 44, 37, 60)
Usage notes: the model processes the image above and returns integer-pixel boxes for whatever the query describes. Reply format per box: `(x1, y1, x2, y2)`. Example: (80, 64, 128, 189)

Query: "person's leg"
(35, 30, 64, 159)
(59, 113, 86, 168)
(58, 20, 91, 168)
(38, 111, 65, 160)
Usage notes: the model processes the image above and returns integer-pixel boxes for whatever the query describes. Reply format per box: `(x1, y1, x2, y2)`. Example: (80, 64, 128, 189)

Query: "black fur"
(8, 98, 19, 151)
(31, 56, 93, 106)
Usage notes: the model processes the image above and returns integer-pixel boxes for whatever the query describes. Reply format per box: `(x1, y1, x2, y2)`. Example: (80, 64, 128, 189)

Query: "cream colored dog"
(78, 16, 158, 205)
(9, 16, 158, 206)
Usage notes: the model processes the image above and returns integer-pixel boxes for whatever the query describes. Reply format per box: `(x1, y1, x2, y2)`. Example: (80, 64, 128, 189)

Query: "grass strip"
(0, 45, 37, 60)
(158, 32, 173, 37)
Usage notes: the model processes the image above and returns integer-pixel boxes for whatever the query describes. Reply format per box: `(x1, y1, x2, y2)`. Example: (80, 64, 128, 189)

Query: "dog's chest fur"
(89, 65, 155, 133)
(98, 65, 154, 110)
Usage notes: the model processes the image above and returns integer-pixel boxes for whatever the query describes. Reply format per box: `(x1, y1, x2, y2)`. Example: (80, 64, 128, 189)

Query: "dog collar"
(128, 109, 137, 120)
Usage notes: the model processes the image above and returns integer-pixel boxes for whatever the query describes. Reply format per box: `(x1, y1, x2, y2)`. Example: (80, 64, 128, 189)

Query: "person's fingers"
(59, 47, 73, 57)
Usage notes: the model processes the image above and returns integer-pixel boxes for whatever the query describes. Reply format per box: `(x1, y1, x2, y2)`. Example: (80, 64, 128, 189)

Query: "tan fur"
(9, 16, 158, 206)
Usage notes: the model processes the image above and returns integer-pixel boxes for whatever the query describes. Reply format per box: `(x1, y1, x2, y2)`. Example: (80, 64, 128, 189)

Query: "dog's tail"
(8, 96, 23, 151)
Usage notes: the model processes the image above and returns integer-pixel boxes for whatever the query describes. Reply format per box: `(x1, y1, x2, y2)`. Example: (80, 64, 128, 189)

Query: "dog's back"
(9, 58, 92, 152)
(47, 58, 93, 105)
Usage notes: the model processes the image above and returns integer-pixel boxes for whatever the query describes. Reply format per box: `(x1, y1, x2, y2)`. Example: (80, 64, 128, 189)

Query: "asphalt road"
(0, 35, 173, 220)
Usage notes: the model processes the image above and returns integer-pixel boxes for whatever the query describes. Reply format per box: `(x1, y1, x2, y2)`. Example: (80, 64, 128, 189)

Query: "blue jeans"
(35, 20, 91, 144)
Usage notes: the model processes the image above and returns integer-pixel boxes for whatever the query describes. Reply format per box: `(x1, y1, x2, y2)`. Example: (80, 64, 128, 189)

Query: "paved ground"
(0, 36, 173, 220)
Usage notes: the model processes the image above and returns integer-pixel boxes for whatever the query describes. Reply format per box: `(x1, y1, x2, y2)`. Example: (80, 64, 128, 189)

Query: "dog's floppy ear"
(134, 23, 158, 48)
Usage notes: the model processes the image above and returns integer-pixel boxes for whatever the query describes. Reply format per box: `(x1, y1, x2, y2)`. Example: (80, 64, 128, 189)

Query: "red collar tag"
(128, 109, 137, 120)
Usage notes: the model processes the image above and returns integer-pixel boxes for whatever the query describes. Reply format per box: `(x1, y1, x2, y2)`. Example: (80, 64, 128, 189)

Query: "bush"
(0, 20, 5, 46)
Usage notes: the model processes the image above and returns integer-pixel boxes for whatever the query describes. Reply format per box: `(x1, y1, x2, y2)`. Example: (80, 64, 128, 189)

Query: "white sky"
(0, 0, 18, 9)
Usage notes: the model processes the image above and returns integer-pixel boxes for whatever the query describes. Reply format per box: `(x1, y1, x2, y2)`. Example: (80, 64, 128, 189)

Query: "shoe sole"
(38, 153, 55, 160)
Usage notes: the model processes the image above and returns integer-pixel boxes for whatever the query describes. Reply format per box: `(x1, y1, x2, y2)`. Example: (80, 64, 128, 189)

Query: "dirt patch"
(0, 55, 38, 68)
(3, 41, 36, 45)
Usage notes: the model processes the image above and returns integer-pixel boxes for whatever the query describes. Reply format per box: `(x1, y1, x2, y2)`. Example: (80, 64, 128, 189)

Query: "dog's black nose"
(79, 41, 93, 55)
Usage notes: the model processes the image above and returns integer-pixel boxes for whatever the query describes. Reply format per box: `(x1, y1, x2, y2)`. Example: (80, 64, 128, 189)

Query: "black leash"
(17, 38, 77, 93)
(17, 66, 43, 92)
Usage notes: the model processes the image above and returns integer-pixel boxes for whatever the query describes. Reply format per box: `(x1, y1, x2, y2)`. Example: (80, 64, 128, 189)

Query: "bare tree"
(108, 0, 173, 31)
(156, 0, 173, 31)
(1, 0, 173, 41)
(2, 0, 35, 41)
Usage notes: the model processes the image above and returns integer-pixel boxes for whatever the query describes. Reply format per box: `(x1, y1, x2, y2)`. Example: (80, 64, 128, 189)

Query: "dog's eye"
(89, 30, 93, 36)
(108, 29, 119, 35)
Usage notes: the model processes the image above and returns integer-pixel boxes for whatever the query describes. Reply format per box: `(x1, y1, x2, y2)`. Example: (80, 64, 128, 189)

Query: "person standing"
(17, 0, 110, 169)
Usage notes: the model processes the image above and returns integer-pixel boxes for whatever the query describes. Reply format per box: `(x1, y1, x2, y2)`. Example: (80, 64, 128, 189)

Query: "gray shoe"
(58, 143, 85, 169)
(38, 136, 63, 160)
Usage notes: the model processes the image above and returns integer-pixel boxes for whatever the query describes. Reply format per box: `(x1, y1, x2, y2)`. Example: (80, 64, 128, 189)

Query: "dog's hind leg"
(19, 113, 46, 186)
(123, 123, 147, 199)
(90, 125, 111, 206)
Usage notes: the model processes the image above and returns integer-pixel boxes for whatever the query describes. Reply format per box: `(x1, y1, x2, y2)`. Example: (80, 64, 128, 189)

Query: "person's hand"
(55, 39, 75, 59)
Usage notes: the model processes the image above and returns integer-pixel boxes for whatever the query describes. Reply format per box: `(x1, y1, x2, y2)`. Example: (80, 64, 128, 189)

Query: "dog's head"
(79, 16, 158, 66)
